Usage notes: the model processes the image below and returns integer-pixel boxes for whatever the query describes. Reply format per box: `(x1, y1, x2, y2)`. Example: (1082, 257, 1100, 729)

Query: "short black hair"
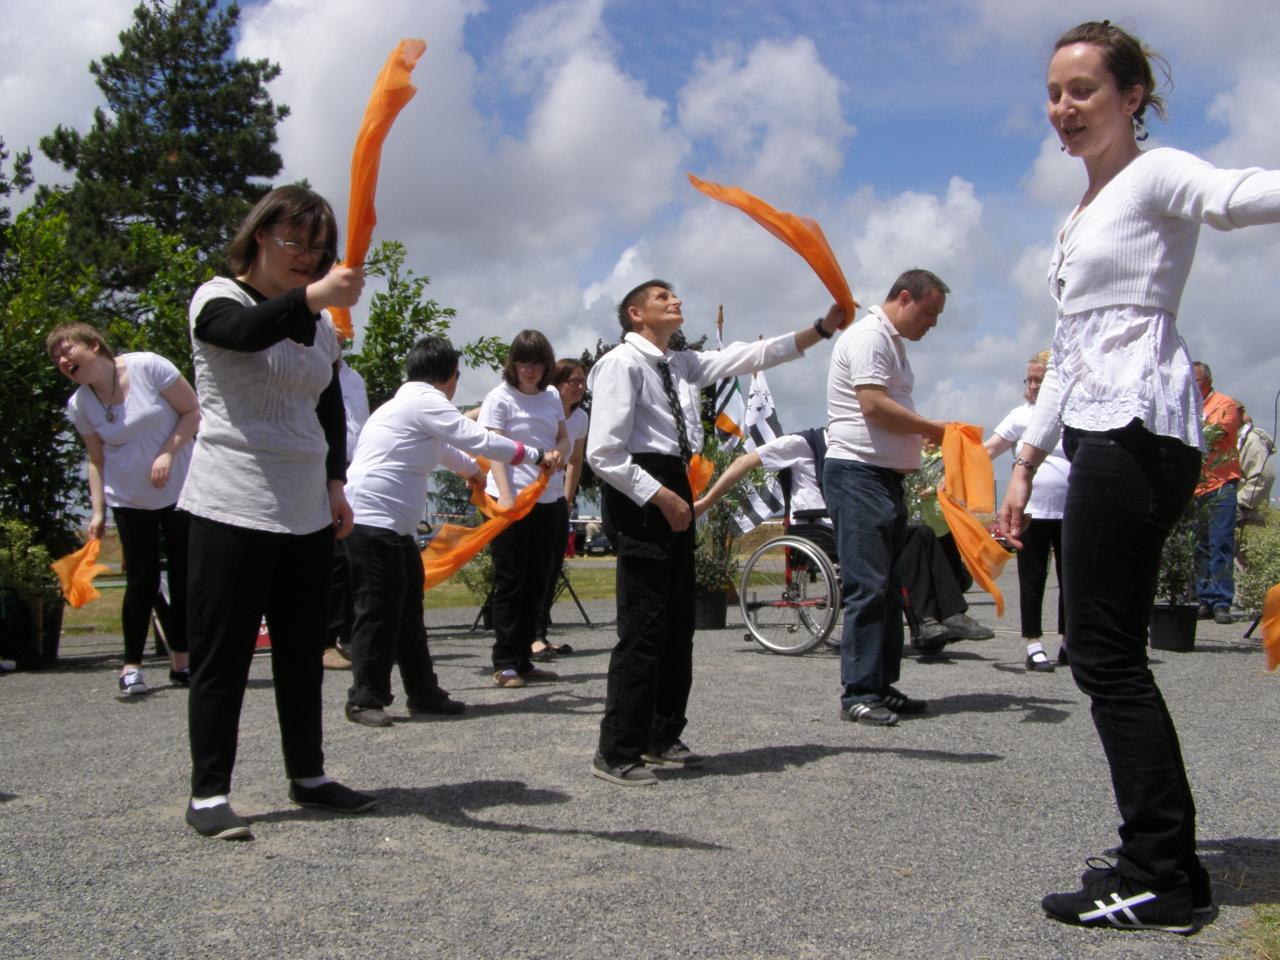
(406, 335, 460, 385)
(503, 329, 556, 390)
(886, 268, 950, 302)
(617, 279, 673, 334)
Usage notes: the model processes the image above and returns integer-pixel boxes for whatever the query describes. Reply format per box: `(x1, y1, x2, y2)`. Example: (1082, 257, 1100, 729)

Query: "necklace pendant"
(105, 409, 115, 423)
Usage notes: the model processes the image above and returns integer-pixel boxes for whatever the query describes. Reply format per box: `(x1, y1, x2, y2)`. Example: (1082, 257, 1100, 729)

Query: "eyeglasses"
(565, 378, 587, 387)
(269, 233, 333, 265)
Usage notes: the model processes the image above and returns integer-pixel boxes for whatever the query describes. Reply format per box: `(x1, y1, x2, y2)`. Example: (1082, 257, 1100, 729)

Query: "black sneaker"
(841, 700, 899, 726)
(915, 618, 951, 644)
(941, 613, 994, 640)
(407, 689, 466, 716)
(1082, 857, 1213, 917)
(186, 801, 253, 840)
(642, 740, 704, 768)
(169, 667, 191, 687)
(1042, 863, 1194, 933)
(591, 754, 657, 786)
(881, 686, 927, 715)
(345, 703, 393, 727)
(288, 780, 378, 813)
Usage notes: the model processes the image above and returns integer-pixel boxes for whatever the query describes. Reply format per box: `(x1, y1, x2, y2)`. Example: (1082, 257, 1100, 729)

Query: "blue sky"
(4, 0, 1279, 447)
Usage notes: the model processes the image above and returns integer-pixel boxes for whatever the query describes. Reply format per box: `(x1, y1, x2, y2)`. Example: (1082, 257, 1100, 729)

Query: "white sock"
(191, 794, 229, 810)
(293, 775, 332, 789)
(1026, 641, 1046, 658)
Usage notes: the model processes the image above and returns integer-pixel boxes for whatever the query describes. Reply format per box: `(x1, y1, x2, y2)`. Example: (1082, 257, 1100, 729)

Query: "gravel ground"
(2, 567, 1276, 959)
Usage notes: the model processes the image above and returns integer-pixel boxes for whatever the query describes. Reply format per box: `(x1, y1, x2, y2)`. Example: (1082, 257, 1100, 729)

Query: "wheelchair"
(737, 508, 947, 657)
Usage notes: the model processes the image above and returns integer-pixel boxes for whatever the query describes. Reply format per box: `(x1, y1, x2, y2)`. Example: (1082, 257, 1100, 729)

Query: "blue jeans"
(823, 459, 906, 709)
(1194, 481, 1237, 611)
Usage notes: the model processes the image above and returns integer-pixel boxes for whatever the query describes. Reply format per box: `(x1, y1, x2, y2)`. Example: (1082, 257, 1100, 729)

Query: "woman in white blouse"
(48, 324, 199, 696)
(998, 21, 1280, 933)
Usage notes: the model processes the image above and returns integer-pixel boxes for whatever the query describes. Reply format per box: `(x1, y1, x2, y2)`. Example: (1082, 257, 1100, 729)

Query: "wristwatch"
(1011, 456, 1038, 475)
(812, 317, 833, 339)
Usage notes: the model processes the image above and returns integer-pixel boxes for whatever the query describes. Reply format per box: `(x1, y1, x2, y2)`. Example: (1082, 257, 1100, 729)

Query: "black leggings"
(111, 505, 190, 663)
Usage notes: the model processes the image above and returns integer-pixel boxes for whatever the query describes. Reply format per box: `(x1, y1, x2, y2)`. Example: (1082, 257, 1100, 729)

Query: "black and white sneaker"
(642, 740, 704, 768)
(118, 668, 147, 696)
(841, 700, 898, 726)
(186, 801, 253, 840)
(881, 686, 927, 715)
(1081, 857, 1213, 918)
(591, 754, 657, 786)
(1042, 863, 1194, 933)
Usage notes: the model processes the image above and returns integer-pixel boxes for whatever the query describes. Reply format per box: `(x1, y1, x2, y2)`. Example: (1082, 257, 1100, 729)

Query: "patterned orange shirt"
(1196, 390, 1243, 495)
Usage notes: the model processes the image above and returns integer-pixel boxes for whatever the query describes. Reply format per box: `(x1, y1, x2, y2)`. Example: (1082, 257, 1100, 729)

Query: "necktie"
(656, 360, 693, 465)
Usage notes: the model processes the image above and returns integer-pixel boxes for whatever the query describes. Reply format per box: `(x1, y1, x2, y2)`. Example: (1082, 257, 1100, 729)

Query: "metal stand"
(469, 566, 593, 631)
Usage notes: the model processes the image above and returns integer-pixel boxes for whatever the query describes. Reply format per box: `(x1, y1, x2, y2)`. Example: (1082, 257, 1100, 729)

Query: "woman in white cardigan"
(998, 20, 1280, 933)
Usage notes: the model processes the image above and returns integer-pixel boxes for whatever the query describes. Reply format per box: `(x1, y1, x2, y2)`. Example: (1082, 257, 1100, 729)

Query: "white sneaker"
(0, 659, 16, 672)
(118, 668, 148, 696)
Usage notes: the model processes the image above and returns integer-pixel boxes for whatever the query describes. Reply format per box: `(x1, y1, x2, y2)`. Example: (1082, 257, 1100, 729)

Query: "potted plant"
(0, 517, 62, 667)
(692, 435, 760, 630)
(1150, 499, 1202, 652)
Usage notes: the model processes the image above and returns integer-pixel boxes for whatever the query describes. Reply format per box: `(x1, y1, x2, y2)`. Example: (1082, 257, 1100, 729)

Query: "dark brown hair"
(503, 329, 556, 390)
(886, 268, 949, 303)
(224, 185, 338, 278)
(551, 358, 587, 410)
(1054, 21, 1169, 125)
(46, 322, 114, 361)
(617, 279, 673, 334)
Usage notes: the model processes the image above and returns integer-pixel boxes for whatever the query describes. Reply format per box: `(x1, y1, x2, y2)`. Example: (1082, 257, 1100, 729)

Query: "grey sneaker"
(186, 802, 253, 840)
(642, 740, 704, 768)
(345, 703, 393, 727)
(942, 612, 995, 640)
(915, 618, 951, 643)
(591, 754, 657, 786)
(118, 668, 147, 696)
(841, 700, 899, 726)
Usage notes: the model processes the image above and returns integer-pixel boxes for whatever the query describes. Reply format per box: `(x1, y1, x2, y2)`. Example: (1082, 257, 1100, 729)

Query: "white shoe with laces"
(118, 668, 147, 696)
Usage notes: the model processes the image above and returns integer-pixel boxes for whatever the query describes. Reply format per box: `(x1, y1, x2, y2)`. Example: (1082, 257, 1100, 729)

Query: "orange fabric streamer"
(688, 173, 858, 324)
(420, 457, 548, 591)
(50, 539, 111, 608)
(1262, 583, 1280, 671)
(935, 423, 1011, 616)
(329, 38, 428, 339)
(687, 453, 714, 500)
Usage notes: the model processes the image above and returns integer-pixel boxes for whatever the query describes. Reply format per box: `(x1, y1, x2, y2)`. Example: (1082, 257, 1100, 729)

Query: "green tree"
(351, 240, 507, 410)
(0, 138, 33, 262)
(39, 0, 286, 306)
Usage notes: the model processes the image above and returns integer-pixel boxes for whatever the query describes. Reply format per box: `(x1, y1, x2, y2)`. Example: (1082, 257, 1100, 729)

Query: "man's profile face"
(1194, 367, 1211, 399)
(630, 285, 683, 336)
(895, 287, 945, 341)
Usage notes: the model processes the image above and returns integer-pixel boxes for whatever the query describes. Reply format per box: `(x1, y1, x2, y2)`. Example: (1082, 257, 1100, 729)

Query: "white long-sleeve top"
(345, 381, 522, 536)
(586, 330, 804, 506)
(1024, 148, 1280, 454)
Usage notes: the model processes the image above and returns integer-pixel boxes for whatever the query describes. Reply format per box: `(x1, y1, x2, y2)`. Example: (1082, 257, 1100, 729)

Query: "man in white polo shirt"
(825, 269, 948, 726)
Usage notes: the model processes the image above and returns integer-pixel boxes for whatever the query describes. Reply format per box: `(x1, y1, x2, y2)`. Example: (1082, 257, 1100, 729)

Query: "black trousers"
(537, 498, 572, 640)
(1061, 420, 1202, 890)
(896, 524, 967, 623)
(187, 515, 331, 798)
(343, 524, 440, 709)
(328, 540, 355, 647)
(1017, 518, 1063, 639)
(598, 454, 695, 764)
(490, 499, 563, 672)
(112, 504, 190, 662)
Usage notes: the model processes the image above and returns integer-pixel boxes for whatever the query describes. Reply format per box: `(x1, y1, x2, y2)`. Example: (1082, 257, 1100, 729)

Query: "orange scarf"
(1263, 583, 1280, 671)
(688, 174, 857, 324)
(330, 39, 427, 339)
(420, 457, 548, 591)
(935, 424, 1011, 616)
(51, 539, 111, 608)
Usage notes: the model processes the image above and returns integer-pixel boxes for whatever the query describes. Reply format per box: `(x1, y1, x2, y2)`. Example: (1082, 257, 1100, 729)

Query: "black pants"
(896, 524, 967, 623)
(343, 524, 440, 709)
(112, 505, 190, 663)
(537, 498, 571, 641)
(1017, 518, 1063, 639)
(1061, 420, 1202, 890)
(598, 454, 695, 764)
(490, 499, 563, 673)
(328, 540, 355, 647)
(187, 515, 331, 798)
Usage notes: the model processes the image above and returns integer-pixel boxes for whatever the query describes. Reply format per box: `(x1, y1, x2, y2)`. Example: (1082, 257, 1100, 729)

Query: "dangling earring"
(1132, 114, 1149, 143)
(1059, 144, 1067, 152)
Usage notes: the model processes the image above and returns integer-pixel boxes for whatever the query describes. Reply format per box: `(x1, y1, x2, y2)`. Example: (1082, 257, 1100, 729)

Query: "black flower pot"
(1149, 603, 1197, 652)
(694, 591, 728, 630)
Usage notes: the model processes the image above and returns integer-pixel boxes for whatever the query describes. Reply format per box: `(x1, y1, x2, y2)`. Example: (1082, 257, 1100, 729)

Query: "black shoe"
(881, 686, 927, 715)
(915, 618, 951, 643)
(1196, 603, 1214, 620)
(591, 754, 657, 786)
(642, 739, 704, 768)
(1026, 650, 1056, 672)
(169, 667, 191, 687)
(1057, 645, 1069, 666)
(942, 613, 994, 640)
(1043, 863, 1193, 933)
(186, 801, 252, 840)
(1213, 607, 1233, 625)
(530, 646, 557, 663)
(345, 703, 393, 727)
(1082, 857, 1213, 917)
(407, 688, 466, 716)
(288, 780, 377, 813)
(841, 700, 899, 726)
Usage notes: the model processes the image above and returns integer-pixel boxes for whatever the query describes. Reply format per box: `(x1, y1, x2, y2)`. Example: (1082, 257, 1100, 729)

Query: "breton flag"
(731, 369, 787, 534)
(712, 306, 747, 448)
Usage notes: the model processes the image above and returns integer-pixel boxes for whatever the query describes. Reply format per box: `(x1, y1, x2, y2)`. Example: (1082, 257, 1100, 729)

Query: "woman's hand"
(540, 449, 564, 472)
(88, 511, 106, 542)
(328, 480, 354, 540)
(307, 266, 365, 312)
(996, 472, 1034, 550)
(150, 451, 173, 488)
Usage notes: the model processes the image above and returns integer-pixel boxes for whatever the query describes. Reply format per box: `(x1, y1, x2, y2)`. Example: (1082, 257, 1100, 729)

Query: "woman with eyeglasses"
(531, 358, 591, 660)
(984, 350, 1070, 672)
(478, 330, 570, 687)
(179, 185, 375, 840)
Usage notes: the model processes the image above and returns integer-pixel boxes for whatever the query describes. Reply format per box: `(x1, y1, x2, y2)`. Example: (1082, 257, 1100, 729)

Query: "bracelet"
(1011, 456, 1038, 475)
(812, 317, 833, 340)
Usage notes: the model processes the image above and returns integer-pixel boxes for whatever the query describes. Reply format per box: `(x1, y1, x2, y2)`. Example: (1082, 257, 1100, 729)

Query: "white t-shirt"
(756, 433, 828, 525)
(545, 406, 588, 502)
(479, 382, 565, 504)
(68, 352, 192, 510)
(992, 403, 1070, 520)
(825, 306, 920, 471)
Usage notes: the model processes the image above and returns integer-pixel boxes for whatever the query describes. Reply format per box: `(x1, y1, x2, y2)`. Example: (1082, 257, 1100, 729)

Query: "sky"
(3, 0, 1279, 450)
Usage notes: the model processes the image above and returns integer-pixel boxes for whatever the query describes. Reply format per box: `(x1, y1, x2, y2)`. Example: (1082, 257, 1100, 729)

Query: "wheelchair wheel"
(738, 536, 839, 654)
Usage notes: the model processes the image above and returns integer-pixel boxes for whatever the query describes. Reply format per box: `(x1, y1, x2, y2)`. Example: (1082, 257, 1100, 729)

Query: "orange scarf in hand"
(420, 457, 548, 591)
(51, 539, 111, 608)
(935, 424, 1011, 616)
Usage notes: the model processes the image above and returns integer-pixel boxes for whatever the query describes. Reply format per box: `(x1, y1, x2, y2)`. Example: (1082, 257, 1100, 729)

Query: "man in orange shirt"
(1192, 361, 1243, 625)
